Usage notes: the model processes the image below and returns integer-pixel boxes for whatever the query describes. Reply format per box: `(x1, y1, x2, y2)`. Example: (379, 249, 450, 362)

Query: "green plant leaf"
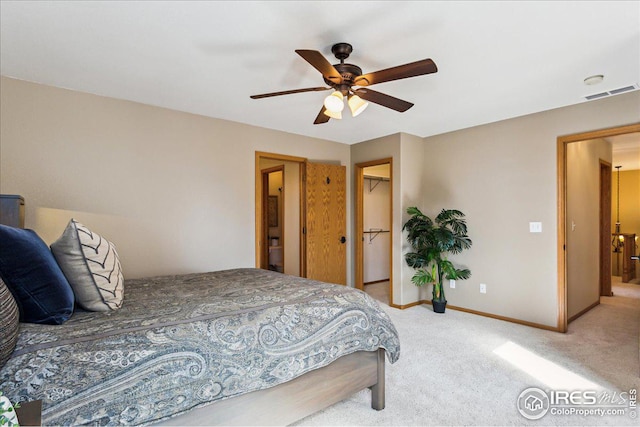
(440, 259, 456, 276)
(404, 206, 472, 297)
(454, 268, 471, 280)
(405, 252, 428, 268)
(411, 269, 433, 287)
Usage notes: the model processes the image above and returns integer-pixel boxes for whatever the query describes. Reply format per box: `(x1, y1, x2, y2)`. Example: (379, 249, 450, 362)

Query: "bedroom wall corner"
(350, 132, 427, 307)
(420, 90, 640, 328)
(399, 133, 428, 305)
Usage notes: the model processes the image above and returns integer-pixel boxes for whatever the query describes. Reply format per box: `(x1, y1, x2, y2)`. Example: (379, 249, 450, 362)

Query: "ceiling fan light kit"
(348, 94, 368, 117)
(324, 108, 343, 120)
(250, 42, 438, 124)
(324, 90, 345, 113)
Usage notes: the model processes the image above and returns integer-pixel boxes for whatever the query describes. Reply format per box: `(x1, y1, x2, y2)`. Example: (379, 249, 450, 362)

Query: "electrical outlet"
(450, 279, 456, 289)
(480, 283, 487, 294)
(529, 222, 542, 233)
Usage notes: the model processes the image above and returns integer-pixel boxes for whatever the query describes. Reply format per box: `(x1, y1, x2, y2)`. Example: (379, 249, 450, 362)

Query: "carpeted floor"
(363, 281, 390, 305)
(295, 277, 639, 426)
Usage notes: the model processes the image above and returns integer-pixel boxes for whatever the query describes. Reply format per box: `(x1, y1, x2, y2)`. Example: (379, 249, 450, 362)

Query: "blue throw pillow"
(0, 224, 74, 324)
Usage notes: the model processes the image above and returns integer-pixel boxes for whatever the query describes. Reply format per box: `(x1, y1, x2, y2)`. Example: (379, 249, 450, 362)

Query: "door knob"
(340, 236, 346, 244)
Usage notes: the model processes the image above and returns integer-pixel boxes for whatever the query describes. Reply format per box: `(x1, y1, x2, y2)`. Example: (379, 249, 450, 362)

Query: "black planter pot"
(432, 299, 447, 313)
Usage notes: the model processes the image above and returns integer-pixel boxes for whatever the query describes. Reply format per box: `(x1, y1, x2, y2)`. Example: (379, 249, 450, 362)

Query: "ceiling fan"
(250, 42, 438, 124)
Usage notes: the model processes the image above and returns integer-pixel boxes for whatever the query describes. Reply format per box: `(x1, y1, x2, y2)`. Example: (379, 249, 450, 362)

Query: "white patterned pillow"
(51, 219, 124, 311)
(0, 278, 19, 369)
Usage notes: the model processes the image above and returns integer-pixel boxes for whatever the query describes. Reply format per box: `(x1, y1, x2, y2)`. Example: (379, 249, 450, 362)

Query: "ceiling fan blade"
(313, 106, 331, 124)
(354, 59, 437, 86)
(353, 88, 414, 112)
(295, 50, 343, 83)
(250, 87, 331, 99)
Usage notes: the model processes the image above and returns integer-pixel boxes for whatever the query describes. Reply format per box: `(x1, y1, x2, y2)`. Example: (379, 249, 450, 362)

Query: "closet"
(363, 166, 390, 285)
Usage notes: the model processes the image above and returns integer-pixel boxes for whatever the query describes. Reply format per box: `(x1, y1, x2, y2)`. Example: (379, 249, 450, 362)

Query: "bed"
(0, 268, 400, 426)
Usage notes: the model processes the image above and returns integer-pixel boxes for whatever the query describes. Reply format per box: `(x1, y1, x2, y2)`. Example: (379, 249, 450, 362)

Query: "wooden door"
(599, 161, 612, 296)
(305, 162, 347, 285)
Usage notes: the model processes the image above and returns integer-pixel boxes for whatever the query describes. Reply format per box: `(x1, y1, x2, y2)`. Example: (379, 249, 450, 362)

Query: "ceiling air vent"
(609, 85, 637, 95)
(585, 92, 609, 100)
(584, 84, 639, 101)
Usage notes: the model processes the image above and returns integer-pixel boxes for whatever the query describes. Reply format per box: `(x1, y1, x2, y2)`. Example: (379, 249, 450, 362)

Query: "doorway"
(255, 152, 348, 284)
(261, 166, 285, 273)
(256, 152, 305, 277)
(557, 123, 640, 332)
(355, 158, 393, 305)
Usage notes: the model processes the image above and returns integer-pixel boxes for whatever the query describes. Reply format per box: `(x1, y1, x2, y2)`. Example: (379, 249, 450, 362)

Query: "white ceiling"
(609, 133, 640, 171)
(1, 1, 639, 146)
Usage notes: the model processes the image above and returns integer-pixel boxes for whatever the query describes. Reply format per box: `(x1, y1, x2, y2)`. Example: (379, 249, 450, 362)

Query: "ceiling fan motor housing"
(331, 42, 353, 61)
(324, 63, 363, 92)
(323, 43, 364, 93)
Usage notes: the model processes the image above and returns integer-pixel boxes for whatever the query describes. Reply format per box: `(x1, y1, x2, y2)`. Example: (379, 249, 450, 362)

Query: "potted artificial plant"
(403, 206, 472, 313)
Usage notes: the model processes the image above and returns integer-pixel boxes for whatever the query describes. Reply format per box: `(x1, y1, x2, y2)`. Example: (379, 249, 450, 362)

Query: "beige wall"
(2, 75, 638, 328)
(614, 170, 640, 238)
(566, 139, 611, 319)
(399, 133, 429, 305)
(611, 169, 640, 276)
(420, 91, 639, 328)
(363, 164, 390, 178)
(0, 77, 350, 280)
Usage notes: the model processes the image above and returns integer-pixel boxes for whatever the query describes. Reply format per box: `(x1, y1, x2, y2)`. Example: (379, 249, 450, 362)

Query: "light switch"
(529, 222, 542, 233)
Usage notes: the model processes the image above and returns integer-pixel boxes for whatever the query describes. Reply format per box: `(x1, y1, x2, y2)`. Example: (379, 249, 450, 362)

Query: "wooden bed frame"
(157, 349, 386, 426)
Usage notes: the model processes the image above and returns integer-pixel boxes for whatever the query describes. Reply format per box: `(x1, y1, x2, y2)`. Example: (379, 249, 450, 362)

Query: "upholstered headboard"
(0, 195, 25, 228)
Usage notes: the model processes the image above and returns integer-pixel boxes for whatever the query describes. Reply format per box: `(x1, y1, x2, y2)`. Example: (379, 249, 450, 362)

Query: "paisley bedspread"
(0, 268, 400, 426)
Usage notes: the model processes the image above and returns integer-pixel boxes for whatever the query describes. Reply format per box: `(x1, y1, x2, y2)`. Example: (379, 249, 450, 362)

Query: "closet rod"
(363, 175, 390, 181)
(363, 229, 390, 242)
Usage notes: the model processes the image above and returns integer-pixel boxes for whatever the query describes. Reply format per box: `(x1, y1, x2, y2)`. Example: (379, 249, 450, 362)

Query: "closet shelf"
(364, 175, 389, 192)
(363, 229, 390, 242)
